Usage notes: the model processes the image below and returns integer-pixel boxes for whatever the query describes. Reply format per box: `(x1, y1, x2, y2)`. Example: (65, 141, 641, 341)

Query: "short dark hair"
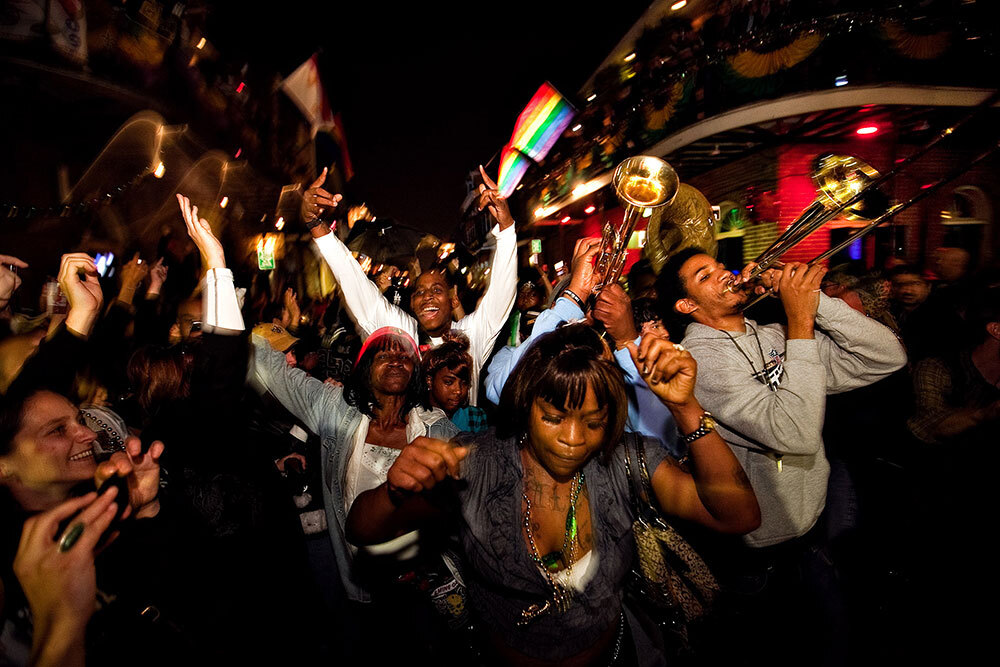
(345, 337, 422, 420)
(420, 331, 472, 409)
(418, 265, 456, 289)
(631, 297, 661, 328)
(497, 323, 628, 462)
(887, 264, 926, 281)
(654, 247, 703, 334)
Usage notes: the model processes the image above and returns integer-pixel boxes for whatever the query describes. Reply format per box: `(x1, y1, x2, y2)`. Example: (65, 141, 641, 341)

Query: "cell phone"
(93, 435, 130, 536)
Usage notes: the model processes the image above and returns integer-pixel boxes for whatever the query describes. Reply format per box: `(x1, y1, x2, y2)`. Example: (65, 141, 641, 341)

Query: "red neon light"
(856, 125, 879, 136)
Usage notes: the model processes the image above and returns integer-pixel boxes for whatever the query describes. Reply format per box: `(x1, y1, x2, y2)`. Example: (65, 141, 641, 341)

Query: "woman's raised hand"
(176, 194, 225, 270)
(386, 437, 469, 496)
(626, 333, 698, 407)
(94, 436, 165, 520)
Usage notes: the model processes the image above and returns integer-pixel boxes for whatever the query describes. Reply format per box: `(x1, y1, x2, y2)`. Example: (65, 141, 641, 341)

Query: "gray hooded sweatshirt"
(681, 293, 906, 548)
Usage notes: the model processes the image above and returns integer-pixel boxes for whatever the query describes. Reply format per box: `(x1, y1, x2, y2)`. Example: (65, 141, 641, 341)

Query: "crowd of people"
(0, 163, 997, 666)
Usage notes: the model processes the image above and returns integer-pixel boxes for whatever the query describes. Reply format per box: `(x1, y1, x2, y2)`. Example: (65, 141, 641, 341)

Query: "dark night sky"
(210, 1, 651, 237)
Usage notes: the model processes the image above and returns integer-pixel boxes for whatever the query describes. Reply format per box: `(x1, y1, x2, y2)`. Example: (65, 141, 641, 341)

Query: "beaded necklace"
(519, 469, 585, 624)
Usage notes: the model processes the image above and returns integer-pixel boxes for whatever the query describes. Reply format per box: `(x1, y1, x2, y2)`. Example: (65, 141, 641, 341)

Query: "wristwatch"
(681, 411, 716, 445)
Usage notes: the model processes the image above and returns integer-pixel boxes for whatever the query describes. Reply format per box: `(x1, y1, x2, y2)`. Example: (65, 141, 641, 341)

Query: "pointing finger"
(309, 167, 328, 190)
(479, 165, 498, 191)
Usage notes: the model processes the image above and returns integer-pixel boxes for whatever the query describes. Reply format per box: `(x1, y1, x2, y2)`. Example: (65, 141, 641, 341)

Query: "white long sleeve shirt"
(313, 224, 517, 405)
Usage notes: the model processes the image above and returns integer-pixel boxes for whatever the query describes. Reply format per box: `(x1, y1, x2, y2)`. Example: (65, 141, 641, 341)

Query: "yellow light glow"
(220, 196, 229, 208)
(624, 53, 636, 63)
(196, 37, 206, 49)
(153, 162, 165, 178)
(670, 0, 688, 10)
(573, 179, 602, 198)
(275, 217, 285, 230)
(586, 93, 597, 102)
(534, 206, 551, 219)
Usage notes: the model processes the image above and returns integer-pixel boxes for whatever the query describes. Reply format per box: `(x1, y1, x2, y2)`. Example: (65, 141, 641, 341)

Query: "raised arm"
(302, 169, 417, 339)
(250, 335, 342, 437)
(455, 166, 518, 366)
(9, 254, 103, 398)
(625, 336, 760, 534)
(484, 238, 601, 404)
(174, 195, 249, 418)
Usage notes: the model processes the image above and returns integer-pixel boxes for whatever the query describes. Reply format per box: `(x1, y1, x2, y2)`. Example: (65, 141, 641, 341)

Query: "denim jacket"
(250, 336, 459, 601)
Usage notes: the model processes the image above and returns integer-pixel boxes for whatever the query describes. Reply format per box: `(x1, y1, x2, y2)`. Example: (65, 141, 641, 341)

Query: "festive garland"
(1, 166, 155, 221)
(882, 21, 951, 61)
(727, 32, 824, 79)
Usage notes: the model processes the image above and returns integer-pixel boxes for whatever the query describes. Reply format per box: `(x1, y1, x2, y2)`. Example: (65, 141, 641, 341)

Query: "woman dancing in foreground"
(348, 323, 759, 666)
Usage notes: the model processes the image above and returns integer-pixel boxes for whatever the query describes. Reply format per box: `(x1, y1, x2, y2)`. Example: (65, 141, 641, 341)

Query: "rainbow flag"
(497, 146, 532, 198)
(497, 82, 576, 197)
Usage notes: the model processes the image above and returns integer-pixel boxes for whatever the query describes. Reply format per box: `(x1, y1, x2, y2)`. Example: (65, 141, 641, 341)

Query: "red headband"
(356, 326, 421, 365)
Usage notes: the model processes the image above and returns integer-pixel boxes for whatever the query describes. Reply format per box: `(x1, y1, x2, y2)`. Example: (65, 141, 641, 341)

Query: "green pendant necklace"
(524, 470, 585, 572)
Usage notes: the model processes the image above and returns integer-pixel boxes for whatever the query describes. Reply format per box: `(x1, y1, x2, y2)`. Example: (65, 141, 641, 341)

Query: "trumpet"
(593, 155, 716, 295)
(592, 156, 678, 295)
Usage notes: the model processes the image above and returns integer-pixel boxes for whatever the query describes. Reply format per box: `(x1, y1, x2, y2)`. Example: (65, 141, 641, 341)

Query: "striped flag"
(497, 83, 576, 197)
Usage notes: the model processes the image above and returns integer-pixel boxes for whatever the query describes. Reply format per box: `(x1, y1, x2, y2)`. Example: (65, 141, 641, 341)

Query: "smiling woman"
(0, 390, 98, 511)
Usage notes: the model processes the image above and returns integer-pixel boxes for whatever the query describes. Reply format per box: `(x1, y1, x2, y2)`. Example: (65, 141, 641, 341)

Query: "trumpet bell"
(813, 154, 890, 220)
(613, 156, 680, 209)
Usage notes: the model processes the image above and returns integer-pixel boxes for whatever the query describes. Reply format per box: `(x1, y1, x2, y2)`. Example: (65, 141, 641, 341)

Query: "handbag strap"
(622, 432, 667, 528)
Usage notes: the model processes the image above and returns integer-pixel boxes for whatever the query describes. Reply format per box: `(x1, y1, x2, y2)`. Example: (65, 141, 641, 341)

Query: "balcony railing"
(518, 2, 996, 220)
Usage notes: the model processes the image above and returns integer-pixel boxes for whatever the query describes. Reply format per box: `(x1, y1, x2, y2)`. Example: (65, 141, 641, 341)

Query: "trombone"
(734, 90, 1000, 310)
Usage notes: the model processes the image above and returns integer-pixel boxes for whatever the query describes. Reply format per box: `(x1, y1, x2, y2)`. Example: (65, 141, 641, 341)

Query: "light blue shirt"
(484, 297, 682, 457)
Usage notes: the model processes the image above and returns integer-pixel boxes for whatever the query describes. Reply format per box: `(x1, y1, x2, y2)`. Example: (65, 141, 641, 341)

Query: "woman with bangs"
(347, 323, 760, 666)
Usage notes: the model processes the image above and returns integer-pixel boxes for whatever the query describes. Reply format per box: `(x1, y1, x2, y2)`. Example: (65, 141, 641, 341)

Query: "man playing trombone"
(655, 248, 906, 661)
